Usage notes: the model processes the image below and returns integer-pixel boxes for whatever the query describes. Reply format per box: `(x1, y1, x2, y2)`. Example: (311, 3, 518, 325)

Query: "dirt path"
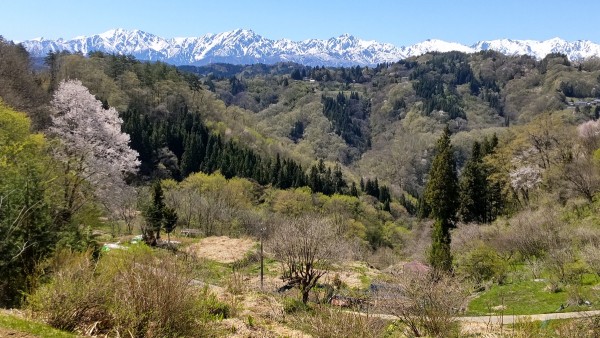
(357, 310, 600, 324)
(456, 309, 600, 324)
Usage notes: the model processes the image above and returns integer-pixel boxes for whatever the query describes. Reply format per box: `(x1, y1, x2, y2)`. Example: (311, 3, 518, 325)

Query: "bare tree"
(99, 183, 138, 235)
(581, 244, 600, 277)
(374, 270, 468, 337)
(560, 120, 600, 201)
(562, 157, 600, 202)
(267, 215, 349, 303)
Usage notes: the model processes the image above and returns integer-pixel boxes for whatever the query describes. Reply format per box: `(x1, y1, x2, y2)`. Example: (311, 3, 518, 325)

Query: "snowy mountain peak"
(335, 33, 358, 41)
(18, 28, 600, 67)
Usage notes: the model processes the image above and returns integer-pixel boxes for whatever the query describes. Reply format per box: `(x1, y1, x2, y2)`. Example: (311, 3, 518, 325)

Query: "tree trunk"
(302, 289, 310, 304)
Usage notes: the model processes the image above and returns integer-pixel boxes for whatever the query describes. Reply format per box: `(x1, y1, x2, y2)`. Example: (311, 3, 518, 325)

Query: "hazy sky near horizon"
(3, 0, 600, 45)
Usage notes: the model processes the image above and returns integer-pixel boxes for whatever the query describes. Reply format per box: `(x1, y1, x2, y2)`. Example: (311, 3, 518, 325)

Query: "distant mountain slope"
(18, 29, 600, 66)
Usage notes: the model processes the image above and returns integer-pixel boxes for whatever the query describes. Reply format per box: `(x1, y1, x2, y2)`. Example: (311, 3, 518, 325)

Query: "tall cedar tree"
(459, 135, 503, 223)
(424, 126, 458, 272)
(458, 142, 488, 223)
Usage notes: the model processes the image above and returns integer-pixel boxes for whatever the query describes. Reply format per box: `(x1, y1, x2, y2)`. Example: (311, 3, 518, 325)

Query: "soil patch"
(0, 327, 38, 338)
(324, 261, 380, 289)
(222, 317, 311, 338)
(185, 236, 257, 264)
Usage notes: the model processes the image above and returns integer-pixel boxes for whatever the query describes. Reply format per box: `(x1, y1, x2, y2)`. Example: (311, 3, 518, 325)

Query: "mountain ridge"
(18, 28, 600, 66)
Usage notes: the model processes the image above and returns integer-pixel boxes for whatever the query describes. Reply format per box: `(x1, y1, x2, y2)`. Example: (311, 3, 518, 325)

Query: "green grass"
(239, 257, 279, 277)
(350, 263, 376, 289)
(191, 257, 233, 285)
(0, 312, 76, 338)
(467, 275, 600, 316)
(191, 252, 280, 287)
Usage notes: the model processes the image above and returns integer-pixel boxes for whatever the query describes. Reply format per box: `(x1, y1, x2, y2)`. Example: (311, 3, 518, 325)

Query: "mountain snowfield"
(19, 28, 600, 66)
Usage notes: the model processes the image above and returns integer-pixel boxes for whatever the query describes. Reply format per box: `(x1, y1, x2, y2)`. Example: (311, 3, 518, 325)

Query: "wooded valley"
(1, 36, 600, 337)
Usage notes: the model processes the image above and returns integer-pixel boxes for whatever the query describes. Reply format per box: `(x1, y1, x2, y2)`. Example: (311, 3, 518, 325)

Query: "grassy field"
(467, 274, 600, 316)
(0, 312, 76, 338)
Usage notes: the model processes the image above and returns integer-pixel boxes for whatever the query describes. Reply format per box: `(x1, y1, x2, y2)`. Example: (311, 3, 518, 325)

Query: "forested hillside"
(1, 36, 600, 336)
(183, 51, 600, 196)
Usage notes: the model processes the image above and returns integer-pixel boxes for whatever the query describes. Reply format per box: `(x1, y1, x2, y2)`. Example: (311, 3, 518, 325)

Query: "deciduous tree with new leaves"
(0, 101, 54, 306)
(50, 80, 139, 224)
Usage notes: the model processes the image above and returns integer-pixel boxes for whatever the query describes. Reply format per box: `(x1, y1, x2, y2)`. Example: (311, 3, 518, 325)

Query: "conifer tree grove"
(459, 141, 488, 223)
(424, 126, 458, 272)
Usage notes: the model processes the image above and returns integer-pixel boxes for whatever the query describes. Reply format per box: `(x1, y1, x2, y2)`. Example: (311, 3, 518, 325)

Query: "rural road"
(359, 310, 600, 325)
(456, 310, 600, 325)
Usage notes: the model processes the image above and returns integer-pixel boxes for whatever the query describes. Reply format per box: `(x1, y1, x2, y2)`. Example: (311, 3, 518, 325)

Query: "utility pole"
(260, 226, 265, 291)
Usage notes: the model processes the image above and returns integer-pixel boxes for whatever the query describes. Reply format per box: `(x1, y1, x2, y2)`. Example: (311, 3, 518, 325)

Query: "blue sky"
(2, 0, 600, 45)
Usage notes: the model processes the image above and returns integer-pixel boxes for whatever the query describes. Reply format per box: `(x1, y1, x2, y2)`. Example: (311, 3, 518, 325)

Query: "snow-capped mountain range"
(18, 29, 600, 67)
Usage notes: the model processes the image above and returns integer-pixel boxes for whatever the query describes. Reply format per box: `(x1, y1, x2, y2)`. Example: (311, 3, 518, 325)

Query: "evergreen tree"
(332, 163, 347, 193)
(459, 142, 488, 223)
(482, 133, 503, 221)
(271, 154, 282, 185)
(382, 199, 391, 212)
(424, 126, 458, 272)
(143, 181, 166, 246)
(350, 182, 359, 197)
(163, 206, 178, 244)
(308, 166, 321, 193)
(430, 219, 454, 272)
(289, 120, 304, 143)
(291, 69, 302, 80)
(180, 133, 201, 177)
(379, 185, 391, 204)
(364, 178, 380, 198)
(229, 76, 246, 95)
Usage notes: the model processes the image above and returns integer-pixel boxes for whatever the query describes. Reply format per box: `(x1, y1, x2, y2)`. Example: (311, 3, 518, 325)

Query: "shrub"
(581, 244, 600, 277)
(283, 297, 311, 314)
(292, 306, 388, 338)
(566, 285, 588, 307)
(456, 244, 509, 286)
(28, 246, 223, 337)
(554, 315, 600, 338)
(543, 247, 586, 285)
(102, 248, 222, 337)
(374, 270, 468, 337)
(510, 317, 547, 337)
(27, 250, 110, 332)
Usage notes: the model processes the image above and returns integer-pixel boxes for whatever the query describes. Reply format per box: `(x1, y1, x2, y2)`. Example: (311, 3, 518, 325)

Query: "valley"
(1, 27, 600, 337)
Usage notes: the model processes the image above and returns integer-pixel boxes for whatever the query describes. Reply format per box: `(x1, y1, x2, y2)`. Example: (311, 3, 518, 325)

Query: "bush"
(581, 244, 600, 277)
(27, 250, 109, 332)
(374, 271, 468, 337)
(554, 315, 600, 338)
(456, 244, 509, 286)
(543, 247, 587, 285)
(566, 285, 588, 307)
(283, 297, 311, 314)
(292, 306, 388, 338)
(28, 246, 223, 337)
